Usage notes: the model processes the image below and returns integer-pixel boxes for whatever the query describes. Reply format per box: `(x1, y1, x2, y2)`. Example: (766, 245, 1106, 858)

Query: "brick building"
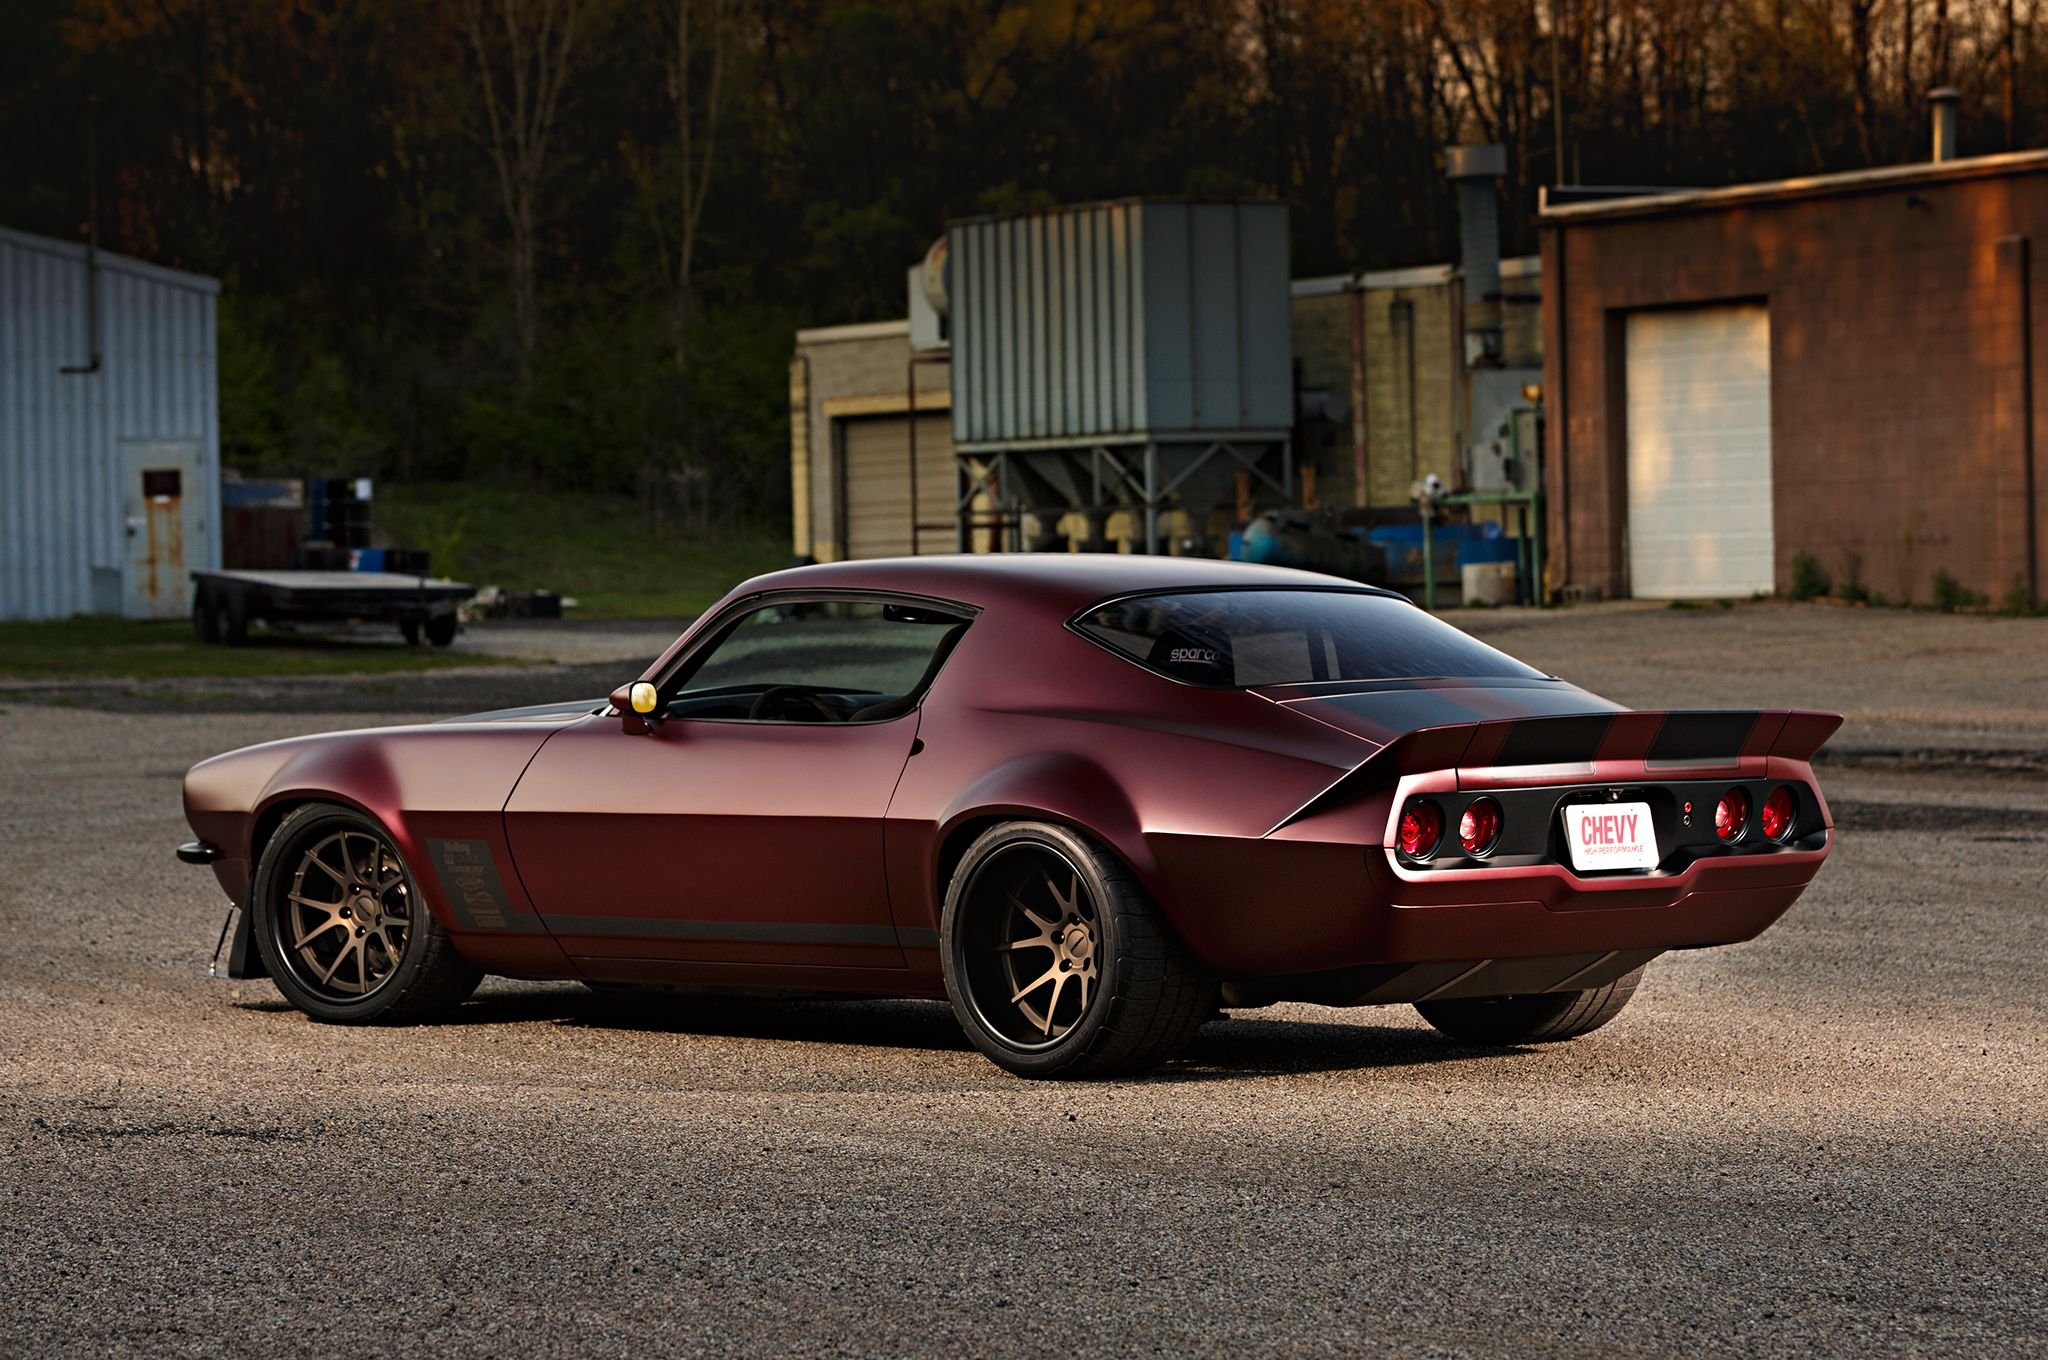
(1541, 147, 2048, 605)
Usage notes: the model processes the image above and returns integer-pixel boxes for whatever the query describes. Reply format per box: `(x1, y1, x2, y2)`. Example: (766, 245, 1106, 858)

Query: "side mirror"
(610, 681, 662, 734)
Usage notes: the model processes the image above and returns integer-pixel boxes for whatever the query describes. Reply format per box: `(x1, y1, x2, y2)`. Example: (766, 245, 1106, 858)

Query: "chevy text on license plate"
(1563, 801, 1660, 872)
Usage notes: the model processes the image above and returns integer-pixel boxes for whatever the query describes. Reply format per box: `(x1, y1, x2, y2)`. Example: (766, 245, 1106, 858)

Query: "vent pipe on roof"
(59, 94, 102, 377)
(1447, 143, 1506, 368)
(1930, 87, 1961, 163)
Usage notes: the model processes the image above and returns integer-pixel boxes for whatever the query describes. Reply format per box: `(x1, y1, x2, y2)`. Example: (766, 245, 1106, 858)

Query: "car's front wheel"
(1413, 965, 1646, 1045)
(250, 804, 481, 1023)
(940, 821, 1215, 1079)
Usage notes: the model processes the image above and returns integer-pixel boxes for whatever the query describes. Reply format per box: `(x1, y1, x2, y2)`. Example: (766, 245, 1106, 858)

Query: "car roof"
(728, 554, 1402, 614)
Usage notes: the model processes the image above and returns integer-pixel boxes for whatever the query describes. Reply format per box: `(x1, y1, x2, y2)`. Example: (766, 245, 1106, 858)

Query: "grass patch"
(0, 617, 521, 680)
(377, 483, 788, 619)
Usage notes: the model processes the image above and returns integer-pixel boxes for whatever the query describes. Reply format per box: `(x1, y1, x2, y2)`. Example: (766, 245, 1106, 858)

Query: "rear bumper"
(1356, 834, 1829, 963)
(1149, 827, 1831, 977)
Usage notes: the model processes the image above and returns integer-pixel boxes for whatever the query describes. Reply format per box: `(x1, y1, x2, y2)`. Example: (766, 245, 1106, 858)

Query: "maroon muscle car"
(179, 556, 1839, 1077)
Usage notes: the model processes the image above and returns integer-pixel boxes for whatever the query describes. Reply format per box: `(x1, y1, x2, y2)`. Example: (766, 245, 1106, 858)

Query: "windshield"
(1072, 589, 1549, 688)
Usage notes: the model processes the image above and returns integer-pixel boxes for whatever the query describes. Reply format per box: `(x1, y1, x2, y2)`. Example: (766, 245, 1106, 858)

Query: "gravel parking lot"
(2, 602, 2043, 1357)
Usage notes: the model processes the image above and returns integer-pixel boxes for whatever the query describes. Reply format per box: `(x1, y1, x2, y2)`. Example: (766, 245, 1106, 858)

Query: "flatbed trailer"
(190, 570, 477, 647)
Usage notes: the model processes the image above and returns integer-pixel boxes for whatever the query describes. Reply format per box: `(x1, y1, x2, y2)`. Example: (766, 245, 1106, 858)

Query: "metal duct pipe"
(1447, 143, 1506, 368)
(1931, 86, 1961, 163)
(60, 94, 102, 377)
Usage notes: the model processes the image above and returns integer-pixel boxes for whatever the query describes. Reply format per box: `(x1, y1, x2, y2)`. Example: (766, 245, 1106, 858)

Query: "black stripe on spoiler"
(1267, 709, 1843, 835)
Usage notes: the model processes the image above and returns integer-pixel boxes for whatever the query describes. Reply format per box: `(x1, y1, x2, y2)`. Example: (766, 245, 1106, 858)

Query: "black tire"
(1414, 965, 1646, 1045)
(192, 589, 221, 643)
(940, 821, 1215, 1079)
(250, 804, 482, 1024)
(424, 613, 458, 647)
(220, 591, 250, 646)
(399, 619, 422, 647)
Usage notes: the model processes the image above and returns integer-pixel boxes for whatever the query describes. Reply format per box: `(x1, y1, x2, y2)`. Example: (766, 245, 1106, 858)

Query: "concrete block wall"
(1543, 162, 2048, 604)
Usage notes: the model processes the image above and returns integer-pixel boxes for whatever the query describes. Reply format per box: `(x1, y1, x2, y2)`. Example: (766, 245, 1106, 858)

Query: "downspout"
(2017, 237, 2040, 606)
(1392, 297, 1418, 480)
(1550, 218, 1571, 589)
(1348, 279, 1369, 506)
(908, 355, 921, 555)
(61, 94, 103, 377)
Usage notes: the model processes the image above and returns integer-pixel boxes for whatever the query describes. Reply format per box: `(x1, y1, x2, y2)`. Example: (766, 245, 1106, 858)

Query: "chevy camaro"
(179, 556, 1839, 1077)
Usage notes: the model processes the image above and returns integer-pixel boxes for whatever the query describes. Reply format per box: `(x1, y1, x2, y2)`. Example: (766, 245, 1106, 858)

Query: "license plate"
(1563, 801, 1659, 872)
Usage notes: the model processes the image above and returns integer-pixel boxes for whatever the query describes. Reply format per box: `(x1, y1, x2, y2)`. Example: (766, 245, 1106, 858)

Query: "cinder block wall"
(790, 324, 948, 561)
(1288, 280, 1465, 508)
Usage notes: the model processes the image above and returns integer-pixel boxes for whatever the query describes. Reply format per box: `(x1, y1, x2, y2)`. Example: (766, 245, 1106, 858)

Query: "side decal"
(426, 838, 540, 933)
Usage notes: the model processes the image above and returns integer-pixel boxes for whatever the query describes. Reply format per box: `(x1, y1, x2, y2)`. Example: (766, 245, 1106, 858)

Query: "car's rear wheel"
(251, 804, 481, 1024)
(1413, 965, 1646, 1045)
(940, 821, 1215, 1079)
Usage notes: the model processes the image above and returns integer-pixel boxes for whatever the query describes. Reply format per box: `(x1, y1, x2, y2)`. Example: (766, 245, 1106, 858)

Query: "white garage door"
(1624, 305, 1774, 598)
(842, 413, 956, 559)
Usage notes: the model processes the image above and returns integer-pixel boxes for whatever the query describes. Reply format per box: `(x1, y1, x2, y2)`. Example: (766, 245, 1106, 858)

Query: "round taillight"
(1397, 800, 1444, 858)
(1458, 798, 1502, 855)
(1760, 785, 1796, 841)
(1715, 788, 1751, 842)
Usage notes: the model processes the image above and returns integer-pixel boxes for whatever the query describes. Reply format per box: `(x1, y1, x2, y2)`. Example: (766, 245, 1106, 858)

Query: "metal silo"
(0, 227, 220, 621)
(946, 199, 1293, 554)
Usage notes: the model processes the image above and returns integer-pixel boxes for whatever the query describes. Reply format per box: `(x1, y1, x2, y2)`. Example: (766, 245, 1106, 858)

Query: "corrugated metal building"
(791, 259, 1543, 562)
(1, 226, 220, 621)
(789, 167, 1544, 565)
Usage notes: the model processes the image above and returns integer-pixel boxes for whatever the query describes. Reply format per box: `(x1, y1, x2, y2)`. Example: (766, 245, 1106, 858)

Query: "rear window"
(1072, 589, 1548, 688)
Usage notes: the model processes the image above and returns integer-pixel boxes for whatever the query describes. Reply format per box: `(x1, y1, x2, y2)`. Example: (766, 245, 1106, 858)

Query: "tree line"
(2, 0, 2038, 526)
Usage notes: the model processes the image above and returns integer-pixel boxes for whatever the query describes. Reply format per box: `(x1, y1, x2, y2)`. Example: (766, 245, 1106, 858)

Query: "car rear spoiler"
(1269, 709, 1843, 833)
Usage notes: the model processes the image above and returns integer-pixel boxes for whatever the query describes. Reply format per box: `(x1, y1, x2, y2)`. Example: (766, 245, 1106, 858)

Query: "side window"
(666, 599, 969, 723)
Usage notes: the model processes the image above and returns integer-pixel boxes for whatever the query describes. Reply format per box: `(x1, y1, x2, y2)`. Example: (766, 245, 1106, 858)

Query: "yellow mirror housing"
(629, 682, 659, 715)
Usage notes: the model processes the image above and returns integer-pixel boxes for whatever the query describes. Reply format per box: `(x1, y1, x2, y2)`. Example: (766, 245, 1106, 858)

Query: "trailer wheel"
(424, 614, 458, 648)
(192, 589, 221, 643)
(220, 591, 250, 646)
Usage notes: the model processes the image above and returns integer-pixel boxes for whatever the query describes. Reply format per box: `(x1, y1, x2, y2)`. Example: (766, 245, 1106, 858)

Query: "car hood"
(438, 698, 608, 724)
(1257, 678, 1624, 749)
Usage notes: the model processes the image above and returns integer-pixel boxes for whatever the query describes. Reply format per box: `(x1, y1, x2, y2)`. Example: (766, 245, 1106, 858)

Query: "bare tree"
(634, 0, 741, 372)
(461, 0, 585, 390)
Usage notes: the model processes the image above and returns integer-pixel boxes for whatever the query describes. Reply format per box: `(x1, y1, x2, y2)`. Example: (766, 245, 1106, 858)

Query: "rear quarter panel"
(882, 613, 1375, 971)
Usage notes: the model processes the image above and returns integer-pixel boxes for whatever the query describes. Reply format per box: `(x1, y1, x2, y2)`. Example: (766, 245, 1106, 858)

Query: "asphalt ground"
(1, 602, 2044, 1357)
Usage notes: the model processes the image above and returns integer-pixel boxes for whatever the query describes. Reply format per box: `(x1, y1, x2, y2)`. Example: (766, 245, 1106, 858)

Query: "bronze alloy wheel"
(940, 821, 1217, 1078)
(250, 805, 481, 1025)
(276, 828, 415, 1001)
(956, 843, 1103, 1049)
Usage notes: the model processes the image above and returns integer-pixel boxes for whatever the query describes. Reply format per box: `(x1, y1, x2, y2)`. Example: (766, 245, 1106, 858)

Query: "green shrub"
(1932, 570, 1987, 612)
(1837, 550, 1868, 602)
(1788, 551, 1831, 602)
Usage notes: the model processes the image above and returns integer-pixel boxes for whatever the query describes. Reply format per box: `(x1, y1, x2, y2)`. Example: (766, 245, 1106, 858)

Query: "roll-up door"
(841, 413, 956, 559)
(1624, 305, 1774, 597)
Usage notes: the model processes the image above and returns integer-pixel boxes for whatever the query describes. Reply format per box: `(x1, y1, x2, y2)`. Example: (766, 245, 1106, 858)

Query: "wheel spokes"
(304, 852, 347, 887)
(1004, 897, 1059, 953)
(1010, 963, 1061, 1006)
(966, 848, 1110, 1047)
(291, 912, 347, 951)
(285, 830, 409, 1000)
